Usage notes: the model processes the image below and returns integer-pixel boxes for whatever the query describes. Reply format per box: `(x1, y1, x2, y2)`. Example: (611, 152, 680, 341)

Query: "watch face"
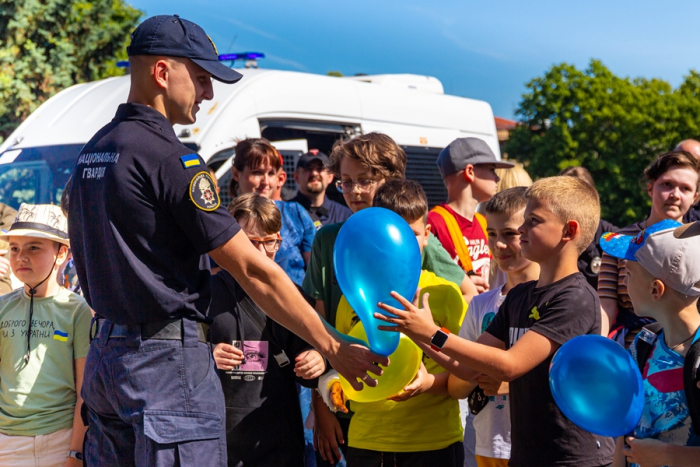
(431, 329, 449, 349)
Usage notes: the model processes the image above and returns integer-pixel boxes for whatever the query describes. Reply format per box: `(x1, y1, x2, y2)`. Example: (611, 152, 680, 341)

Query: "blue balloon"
(549, 335, 644, 437)
(334, 208, 422, 356)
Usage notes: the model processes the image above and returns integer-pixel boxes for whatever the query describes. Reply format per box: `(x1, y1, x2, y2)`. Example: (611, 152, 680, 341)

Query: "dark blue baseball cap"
(127, 15, 242, 84)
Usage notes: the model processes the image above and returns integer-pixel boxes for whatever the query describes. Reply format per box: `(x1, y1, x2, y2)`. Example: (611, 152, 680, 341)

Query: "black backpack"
(631, 322, 700, 435)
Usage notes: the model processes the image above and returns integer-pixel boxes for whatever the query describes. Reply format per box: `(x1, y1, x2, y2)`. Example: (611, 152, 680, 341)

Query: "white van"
(0, 69, 501, 209)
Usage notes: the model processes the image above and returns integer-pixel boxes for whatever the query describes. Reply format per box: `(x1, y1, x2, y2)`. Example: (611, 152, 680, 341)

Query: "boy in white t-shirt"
(448, 187, 540, 467)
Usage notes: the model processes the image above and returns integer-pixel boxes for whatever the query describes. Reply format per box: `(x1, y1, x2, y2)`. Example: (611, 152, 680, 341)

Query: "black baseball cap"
(296, 150, 330, 170)
(436, 137, 514, 178)
(127, 15, 243, 84)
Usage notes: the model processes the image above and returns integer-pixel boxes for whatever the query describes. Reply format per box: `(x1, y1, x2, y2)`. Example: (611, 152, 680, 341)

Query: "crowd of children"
(0, 130, 699, 467)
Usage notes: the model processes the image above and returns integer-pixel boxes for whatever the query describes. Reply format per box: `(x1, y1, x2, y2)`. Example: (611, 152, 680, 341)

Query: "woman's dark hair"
(643, 151, 700, 190)
(230, 138, 282, 196)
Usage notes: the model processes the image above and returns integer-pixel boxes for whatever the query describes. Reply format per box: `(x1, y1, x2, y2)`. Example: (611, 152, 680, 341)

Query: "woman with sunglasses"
(230, 138, 317, 286)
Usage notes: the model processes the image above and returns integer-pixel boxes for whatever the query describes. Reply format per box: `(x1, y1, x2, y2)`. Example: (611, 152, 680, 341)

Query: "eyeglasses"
(248, 234, 282, 253)
(335, 179, 378, 194)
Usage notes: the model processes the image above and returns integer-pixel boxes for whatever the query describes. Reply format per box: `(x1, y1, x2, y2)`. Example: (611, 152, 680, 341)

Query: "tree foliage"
(505, 59, 700, 226)
(0, 0, 142, 142)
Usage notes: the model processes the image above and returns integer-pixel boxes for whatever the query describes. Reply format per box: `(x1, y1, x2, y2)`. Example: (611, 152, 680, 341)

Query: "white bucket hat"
(0, 204, 69, 246)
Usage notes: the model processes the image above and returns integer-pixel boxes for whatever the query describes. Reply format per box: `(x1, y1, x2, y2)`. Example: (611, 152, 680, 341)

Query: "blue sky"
(129, 0, 700, 118)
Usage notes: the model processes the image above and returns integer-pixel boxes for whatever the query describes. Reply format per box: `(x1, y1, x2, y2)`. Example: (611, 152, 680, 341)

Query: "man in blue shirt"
(292, 151, 351, 229)
(69, 15, 386, 467)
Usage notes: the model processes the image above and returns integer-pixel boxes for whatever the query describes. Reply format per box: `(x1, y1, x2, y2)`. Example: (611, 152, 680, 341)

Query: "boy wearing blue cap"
(601, 221, 700, 467)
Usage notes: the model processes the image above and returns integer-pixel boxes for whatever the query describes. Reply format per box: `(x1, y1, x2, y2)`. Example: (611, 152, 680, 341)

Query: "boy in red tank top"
(428, 138, 513, 293)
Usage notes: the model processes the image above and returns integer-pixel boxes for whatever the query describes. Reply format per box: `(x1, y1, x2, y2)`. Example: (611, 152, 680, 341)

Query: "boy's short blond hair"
(525, 176, 600, 254)
(329, 132, 406, 180)
(228, 193, 281, 235)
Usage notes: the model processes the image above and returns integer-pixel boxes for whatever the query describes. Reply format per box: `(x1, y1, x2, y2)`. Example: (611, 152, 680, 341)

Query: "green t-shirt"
(0, 288, 91, 435)
(302, 222, 465, 328)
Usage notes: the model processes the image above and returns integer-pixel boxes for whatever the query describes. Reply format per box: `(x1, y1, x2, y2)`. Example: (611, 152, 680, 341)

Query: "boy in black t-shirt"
(376, 176, 615, 467)
(209, 193, 325, 467)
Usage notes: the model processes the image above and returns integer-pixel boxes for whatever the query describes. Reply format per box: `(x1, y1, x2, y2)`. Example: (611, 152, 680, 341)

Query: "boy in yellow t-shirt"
(318, 179, 467, 466)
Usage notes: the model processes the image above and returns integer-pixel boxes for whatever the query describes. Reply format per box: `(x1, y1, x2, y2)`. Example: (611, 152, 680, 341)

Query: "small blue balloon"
(334, 208, 422, 356)
(549, 335, 644, 437)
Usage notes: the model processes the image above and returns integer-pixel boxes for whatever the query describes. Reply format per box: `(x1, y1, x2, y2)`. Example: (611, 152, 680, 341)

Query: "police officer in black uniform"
(68, 15, 386, 466)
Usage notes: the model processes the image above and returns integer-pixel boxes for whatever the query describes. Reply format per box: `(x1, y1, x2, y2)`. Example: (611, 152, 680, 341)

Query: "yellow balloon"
(339, 320, 422, 403)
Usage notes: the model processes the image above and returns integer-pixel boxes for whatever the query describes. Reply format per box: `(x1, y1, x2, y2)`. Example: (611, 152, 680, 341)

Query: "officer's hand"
(65, 456, 82, 467)
(294, 350, 325, 379)
(212, 343, 244, 370)
(476, 374, 509, 396)
(327, 333, 389, 391)
(313, 393, 344, 464)
(0, 252, 9, 276)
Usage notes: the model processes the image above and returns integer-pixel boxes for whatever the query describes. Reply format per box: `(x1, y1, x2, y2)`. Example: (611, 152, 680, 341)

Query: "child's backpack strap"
(631, 322, 700, 435)
(474, 212, 488, 240)
(684, 336, 700, 435)
(631, 322, 663, 372)
(430, 205, 474, 274)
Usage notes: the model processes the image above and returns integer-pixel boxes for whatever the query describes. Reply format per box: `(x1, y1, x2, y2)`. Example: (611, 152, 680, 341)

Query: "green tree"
(505, 59, 700, 226)
(0, 0, 142, 143)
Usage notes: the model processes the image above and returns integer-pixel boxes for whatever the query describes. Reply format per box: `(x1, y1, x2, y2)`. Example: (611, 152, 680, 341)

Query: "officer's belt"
(97, 318, 207, 343)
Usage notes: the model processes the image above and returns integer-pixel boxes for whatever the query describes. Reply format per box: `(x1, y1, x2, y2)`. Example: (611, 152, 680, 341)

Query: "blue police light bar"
(218, 52, 265, 61)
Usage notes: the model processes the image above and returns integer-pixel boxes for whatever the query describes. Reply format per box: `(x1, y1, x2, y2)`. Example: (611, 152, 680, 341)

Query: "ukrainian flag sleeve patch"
(53, 330, 68, 342)
(180, 154, 202, 169)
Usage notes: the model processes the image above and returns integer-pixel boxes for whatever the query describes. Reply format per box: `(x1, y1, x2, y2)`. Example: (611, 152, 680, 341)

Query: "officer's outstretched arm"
(210, 230, 389, 390)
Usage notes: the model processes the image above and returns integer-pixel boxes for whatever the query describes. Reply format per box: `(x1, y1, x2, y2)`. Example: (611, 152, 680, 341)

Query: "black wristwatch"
(69, 450, 83, 461)
(430, 327, 450, 352)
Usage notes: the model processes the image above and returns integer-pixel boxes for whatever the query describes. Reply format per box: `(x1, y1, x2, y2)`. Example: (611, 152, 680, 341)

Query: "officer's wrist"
(318, 322, 340, 356)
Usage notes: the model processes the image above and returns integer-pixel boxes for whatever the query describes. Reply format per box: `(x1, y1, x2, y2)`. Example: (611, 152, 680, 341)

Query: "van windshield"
(0, 144, 81, 210)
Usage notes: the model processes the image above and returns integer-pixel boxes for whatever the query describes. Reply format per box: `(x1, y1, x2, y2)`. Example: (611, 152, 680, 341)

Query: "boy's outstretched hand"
(623, 437, 668, 467)
(477, 374, 509, 396)
(294, 349, 325, 379)
(374, 290, 438, 344)
(387, 362, 434, 402)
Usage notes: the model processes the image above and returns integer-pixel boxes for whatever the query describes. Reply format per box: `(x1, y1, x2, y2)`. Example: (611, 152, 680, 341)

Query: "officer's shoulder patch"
(189, 171, 220, 211)
(180, 154, 201, 169)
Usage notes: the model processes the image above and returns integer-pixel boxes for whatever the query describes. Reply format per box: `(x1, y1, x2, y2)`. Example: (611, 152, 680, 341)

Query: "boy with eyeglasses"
(209, 193, 326, 467)
(303, 132, 477, 466)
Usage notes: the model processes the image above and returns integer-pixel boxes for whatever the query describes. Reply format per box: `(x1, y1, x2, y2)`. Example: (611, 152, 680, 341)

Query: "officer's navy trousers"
(82, 319, 226, 466)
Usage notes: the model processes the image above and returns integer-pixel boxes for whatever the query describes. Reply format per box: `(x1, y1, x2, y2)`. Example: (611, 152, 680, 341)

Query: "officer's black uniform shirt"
(290, 192, 351, 229)
(68, 103, 241, 324)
